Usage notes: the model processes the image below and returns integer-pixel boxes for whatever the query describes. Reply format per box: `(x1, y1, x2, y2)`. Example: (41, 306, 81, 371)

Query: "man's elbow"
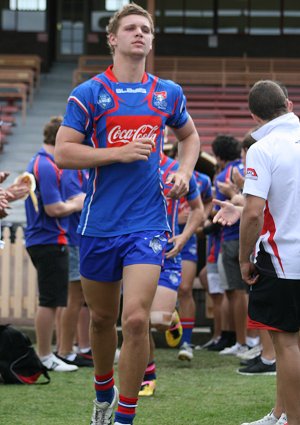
(54, 148, 65, 168)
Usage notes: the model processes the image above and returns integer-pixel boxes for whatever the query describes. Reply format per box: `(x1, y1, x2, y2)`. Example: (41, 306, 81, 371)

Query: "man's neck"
(112, 56, 146, 83)
(43, 143, 55, 155)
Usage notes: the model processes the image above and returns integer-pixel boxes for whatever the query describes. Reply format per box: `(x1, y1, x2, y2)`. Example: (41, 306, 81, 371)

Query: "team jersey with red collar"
(214, 159, 244, 241)
(62, 66, 189, 237)
(24, 148, 71, 247)
(178, 171, 212, 223)
(160, 153, 199, 252)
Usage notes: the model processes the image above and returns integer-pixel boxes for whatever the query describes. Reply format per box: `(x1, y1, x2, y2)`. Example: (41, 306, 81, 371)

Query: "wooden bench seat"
(0, 83, 27, 124)
(0, 55, 41, 89)
(0, 69, 34, 106)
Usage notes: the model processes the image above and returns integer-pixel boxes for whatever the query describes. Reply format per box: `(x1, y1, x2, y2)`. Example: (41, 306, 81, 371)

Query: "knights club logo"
(246, 167, 258, 180)
(153, 91, 167, 110)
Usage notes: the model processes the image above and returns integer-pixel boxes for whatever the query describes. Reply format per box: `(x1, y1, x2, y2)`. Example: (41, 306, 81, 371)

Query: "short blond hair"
(106, 2, 154, 55)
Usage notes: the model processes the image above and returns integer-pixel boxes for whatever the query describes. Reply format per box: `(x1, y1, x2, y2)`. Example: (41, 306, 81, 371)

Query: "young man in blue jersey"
(55, 3, 200, 424)
(176, 169, 213, 361)
(139, 151, 204, 396)
(25, 116, 85, 373)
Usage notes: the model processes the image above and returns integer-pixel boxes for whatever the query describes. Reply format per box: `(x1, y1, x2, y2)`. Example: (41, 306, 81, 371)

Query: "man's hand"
(119, 138, 155, 163)
(166, 170, 190, 199)
(212, 199, 241, 226)
(165, 234, 187, 258)
(240, 261, 259, 286)
(0, 171, 9, 184)
(217, 180, 238, 199)
(6, 183, 30, 202)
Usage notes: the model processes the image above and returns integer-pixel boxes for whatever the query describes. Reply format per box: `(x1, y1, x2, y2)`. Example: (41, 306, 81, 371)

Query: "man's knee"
(90, 310, 116, 332)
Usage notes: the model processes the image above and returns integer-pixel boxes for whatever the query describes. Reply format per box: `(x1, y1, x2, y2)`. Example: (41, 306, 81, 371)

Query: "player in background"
(176, 168, 212, 361)
(139, 151, 204, 396)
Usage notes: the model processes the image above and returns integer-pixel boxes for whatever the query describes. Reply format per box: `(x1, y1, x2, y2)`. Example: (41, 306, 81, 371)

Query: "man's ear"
(251, 113, 263, 124)
(108, 33, 117, 48)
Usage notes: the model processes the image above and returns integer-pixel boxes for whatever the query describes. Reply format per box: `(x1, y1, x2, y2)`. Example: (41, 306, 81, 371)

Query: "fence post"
(12, 226, 25, 318)
(0, 227, 11, 317)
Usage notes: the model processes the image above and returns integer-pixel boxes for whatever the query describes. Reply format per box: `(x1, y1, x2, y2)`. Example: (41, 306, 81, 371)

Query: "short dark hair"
(248, 80, 288, 120)
(211, 135, 241, 161)
(43, 116, 63, 146)
(242, 127, 258, 151)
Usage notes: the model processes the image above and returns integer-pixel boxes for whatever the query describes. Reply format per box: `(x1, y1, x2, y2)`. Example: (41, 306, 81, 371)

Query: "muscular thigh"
(122, 264, 161, 319)
(81, 276, 121, 321)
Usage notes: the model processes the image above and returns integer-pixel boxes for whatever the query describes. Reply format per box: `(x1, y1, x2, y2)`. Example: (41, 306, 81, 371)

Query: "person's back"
(245, 113, 300, 279)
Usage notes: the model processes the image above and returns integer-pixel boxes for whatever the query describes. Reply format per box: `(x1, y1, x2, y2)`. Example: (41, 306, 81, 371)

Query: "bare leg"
(81, 277, 121, 375)
(77, 305, 91, 350)
(226, 289, 247, 345)
(260, 329, 276, 360)
(35, 306, 56, 357)
(119, 264, 161, 397)
(59, 280, 84, 356)
(270, 330, 300, 425)
(178, 260, 197, 318)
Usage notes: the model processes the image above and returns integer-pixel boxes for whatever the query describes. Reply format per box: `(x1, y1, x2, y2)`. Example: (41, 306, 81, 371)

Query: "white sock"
(261, 356, 276, 365)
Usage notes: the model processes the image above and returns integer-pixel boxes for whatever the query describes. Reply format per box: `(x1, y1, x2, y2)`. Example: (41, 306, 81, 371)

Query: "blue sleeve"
(63, 169, 84, 200)
(166, 83, 189, 129)
(38, 159, 63, 206)
(186, 174, 200, 201)
(202, 175, 213, 201)
(62, 83, 94, 137)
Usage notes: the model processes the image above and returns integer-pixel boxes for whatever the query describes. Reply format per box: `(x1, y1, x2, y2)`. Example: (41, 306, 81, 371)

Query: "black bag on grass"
(0, 324, 50, 384)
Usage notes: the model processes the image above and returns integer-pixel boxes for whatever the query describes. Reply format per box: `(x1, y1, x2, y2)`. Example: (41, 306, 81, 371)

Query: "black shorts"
(27, 244, 69, 308)
(248, 273, 300, 332)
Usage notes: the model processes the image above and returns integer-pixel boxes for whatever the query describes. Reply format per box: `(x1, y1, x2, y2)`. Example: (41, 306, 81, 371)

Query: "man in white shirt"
(240, 80, 300, 425)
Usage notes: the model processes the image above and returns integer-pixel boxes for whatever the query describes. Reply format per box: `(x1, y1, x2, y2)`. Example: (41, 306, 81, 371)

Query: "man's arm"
(44, 193, 85, 218)
(239, 194, 265, 285)
(166, 195, 204, 258)
(167, 117, 200, 199)
(55, 126, 155, 169)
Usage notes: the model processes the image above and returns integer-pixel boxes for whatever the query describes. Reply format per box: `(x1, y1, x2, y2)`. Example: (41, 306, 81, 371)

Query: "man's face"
(109, 14, 153, 58)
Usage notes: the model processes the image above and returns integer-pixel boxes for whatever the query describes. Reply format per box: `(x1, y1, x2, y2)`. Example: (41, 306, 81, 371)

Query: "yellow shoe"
(138, 380, 156, 397)
(165, 310, 183, 348)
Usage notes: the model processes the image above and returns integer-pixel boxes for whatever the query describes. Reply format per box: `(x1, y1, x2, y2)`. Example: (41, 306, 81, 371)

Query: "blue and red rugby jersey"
(214, 159, 244, 241)
(62, 66, 189, 237)
(178, 170, 212, 232)
(160, 153, 199, 253)
(62, 169, 88, 247)
(24, 148, 71, 247)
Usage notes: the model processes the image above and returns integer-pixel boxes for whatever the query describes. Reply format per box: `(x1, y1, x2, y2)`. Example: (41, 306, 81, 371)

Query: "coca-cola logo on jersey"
(106, 115, 162, 150)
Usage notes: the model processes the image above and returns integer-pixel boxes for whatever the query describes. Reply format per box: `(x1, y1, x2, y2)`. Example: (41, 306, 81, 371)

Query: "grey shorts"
(206, 262, 224, 294)
(222, 239, 247, 291)
(69, 245, 80, 282)
(217, 252, 229, 291)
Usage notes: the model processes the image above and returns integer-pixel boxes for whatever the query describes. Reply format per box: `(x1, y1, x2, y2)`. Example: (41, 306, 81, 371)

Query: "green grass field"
(0, 348, 276, 425)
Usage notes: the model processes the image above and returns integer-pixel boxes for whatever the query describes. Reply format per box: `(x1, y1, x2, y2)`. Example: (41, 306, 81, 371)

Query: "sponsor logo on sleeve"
(246, 168, 258, 180)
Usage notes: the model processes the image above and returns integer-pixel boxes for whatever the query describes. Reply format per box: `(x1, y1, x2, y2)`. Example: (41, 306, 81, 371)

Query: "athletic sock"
(180, 317, 195, 345)
(142, 361, 156, 382)
(114, 395, 138, 424)
(261, 356, 276, 365)
(94, 370, 115, 403)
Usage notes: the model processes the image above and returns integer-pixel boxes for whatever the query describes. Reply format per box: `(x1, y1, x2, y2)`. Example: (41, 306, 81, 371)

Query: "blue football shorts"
(158, 255, 182, 292)
(181, 233, 198, 262)
(79, 230, 168, 282)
